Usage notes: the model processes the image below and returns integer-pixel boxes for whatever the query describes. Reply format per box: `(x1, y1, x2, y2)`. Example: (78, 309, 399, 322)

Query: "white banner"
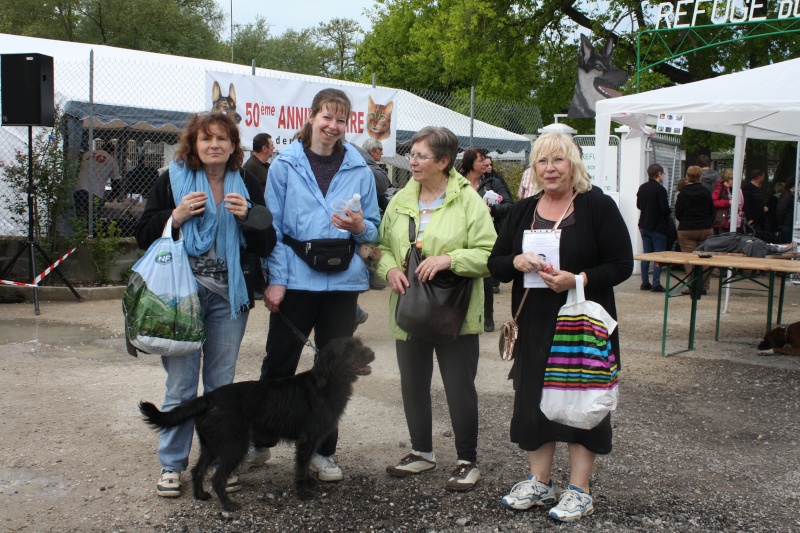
(581, 145, 619, 193)
(205, 72, 399, 156)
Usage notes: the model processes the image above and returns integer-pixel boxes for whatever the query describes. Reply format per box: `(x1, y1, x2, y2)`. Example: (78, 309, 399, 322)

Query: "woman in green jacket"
(377, 126, 496, 492)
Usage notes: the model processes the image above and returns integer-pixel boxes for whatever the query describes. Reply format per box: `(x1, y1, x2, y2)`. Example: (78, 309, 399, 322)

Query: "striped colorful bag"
(540, 274, 618, 430)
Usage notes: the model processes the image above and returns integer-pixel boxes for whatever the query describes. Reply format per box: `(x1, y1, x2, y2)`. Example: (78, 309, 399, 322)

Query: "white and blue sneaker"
(501, 474, 556, 510)
(548, 484, 594, 522)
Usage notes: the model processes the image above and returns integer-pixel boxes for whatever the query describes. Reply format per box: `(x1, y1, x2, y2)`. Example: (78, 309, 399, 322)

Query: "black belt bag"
(283, 234, 357, 272)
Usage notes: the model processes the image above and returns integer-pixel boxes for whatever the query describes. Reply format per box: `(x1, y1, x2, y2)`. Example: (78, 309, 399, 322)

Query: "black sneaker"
(640, 282, 652, 291)
(651, 285, 665, 293)
(484, 320, 495, 332)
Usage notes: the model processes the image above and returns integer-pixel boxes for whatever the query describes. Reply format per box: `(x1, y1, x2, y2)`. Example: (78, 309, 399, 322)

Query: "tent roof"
(0, 33, 531, 154)
(596, 57, 800, 142)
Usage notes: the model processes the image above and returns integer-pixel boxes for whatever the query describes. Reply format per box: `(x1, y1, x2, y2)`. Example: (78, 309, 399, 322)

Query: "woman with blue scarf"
(134, 112, 276, 500)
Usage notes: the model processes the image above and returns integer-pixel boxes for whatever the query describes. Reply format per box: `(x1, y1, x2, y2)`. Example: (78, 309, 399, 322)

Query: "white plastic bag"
(539, 275, 619, 430)
(123, 217, 204, 356)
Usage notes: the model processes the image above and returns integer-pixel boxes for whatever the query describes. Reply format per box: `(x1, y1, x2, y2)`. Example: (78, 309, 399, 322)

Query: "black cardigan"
(134, 168, 277, 308)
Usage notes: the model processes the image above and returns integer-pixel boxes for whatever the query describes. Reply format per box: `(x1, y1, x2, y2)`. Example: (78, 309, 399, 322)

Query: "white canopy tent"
(595, 57, 800, 312)
(595, 56, 800, 236)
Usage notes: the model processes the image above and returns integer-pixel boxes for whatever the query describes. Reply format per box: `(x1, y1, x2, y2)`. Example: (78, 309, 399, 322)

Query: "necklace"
(419, 179, 447, 212)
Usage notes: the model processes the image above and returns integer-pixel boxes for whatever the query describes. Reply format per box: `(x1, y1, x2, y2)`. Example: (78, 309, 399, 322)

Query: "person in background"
(459, 147, 512, 332)
(242, 89, 381, 481)
(712, 170, 743, 235)
(518, 167, 534, 199)
(488, 132, 632, 522)
(357, 138, 391, 293)
(742, 168, 769, 232)
(378, 126, 496, 492)
(243, 133, 274, 192)
(776, 177, 796, 244)
(697, 154, 720, 194)
(134, 111, 275, 499)
(636, 163, 670, 292)
(767, 181, 784, 236)
(74, 141, 120, 231)
(675, 165, 715, 295)
(243, 132, 274, 299)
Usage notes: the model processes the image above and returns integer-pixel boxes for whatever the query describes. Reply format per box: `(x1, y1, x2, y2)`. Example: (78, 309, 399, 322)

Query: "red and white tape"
(0, 245, 80, 288)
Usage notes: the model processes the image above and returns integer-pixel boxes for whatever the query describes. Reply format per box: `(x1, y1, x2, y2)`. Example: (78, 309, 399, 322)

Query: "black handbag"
(283, 234, 356, 272)
(395, 218, 472, 343)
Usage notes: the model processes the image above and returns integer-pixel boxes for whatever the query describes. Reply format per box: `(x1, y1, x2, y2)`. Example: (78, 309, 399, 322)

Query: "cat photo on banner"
(367, 96, 393, 141)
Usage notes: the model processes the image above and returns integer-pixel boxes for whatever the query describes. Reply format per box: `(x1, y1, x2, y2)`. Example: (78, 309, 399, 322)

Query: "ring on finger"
(190, 203, 194, 210)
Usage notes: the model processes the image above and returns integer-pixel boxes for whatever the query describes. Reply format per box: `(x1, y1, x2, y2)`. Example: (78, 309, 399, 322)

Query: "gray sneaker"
(237, 445, 271, 474)
(386, 451, 437, 477)
(501, 474, 556, 509)
(548, 484, 594, 522)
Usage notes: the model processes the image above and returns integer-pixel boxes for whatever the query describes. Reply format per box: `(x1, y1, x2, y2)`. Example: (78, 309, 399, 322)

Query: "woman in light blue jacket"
(247, 88, 380, 481)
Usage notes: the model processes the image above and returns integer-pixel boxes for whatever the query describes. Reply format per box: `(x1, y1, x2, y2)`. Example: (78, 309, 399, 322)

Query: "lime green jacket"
(377, 168, 497, 340)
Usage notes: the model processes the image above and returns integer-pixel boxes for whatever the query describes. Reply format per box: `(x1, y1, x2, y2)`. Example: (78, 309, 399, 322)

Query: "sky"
(225, 0, 377, 37)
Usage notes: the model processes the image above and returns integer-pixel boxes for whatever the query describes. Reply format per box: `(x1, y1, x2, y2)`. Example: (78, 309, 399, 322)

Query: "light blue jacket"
(265, 140, 380, 291)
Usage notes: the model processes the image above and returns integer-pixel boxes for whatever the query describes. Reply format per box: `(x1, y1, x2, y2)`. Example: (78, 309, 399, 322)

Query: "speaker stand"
(0, 126, 82, 314)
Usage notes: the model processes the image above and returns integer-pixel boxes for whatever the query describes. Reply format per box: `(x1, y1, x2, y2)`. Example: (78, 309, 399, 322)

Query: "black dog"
(139, 337, 374, 511)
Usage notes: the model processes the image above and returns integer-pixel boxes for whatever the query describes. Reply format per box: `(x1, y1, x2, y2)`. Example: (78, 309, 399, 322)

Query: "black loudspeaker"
(1, 53, 55, 127)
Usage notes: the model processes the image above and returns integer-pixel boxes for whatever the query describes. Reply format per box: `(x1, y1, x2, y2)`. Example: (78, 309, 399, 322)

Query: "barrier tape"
(0, 245, 80, 288)
(33, 246, 79, 285)
(1, 279, 37, 288)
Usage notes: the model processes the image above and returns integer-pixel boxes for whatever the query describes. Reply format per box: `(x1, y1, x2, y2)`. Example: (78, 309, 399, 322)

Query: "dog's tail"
(138, 396, 211, 431)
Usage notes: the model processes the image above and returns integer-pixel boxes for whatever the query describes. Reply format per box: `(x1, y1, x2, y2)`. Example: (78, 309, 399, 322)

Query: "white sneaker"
(548, 484, 594, 522)
(156, 469, 181, 498)
(237, 445, 271, 474)
(501, 474, 557, 509)
(309, 454, 343, 481)
(386, 451, 437, 477)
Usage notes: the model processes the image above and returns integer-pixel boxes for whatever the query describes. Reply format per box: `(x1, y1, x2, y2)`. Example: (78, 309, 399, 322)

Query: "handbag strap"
(513, 191, 579, 321)
(407, 217, 416, 245)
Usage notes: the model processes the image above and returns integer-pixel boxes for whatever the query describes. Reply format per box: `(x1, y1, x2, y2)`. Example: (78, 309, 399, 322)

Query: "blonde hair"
(528, 132, 592, 196)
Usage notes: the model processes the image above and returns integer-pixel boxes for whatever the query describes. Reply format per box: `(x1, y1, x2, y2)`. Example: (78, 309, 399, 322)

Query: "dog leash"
(277, 310, 319, 355)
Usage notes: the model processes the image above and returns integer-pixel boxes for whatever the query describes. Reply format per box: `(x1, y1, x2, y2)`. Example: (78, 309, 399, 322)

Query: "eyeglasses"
(535, 156, 568, 167)
(409, 153, 437, 161)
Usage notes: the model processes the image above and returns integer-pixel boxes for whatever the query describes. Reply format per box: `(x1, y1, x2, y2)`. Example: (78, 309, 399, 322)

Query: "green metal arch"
(636, 17, 800, 89)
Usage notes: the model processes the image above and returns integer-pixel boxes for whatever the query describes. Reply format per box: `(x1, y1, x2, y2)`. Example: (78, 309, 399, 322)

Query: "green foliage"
(233, 20, 329, 77)
(315, 18, 364, 80)
(68, 199, 123, 284)
(0, 109, 78, 253)
(0, 0, 226, 59)
(498, 163, 526, 202)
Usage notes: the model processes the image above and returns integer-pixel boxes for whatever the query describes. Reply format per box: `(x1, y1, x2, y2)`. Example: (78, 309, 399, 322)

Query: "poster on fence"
(580, 144, 619, 193)
(206, 72, 399, 156)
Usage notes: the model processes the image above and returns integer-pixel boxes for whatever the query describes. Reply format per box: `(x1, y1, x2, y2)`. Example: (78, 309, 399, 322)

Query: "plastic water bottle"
(345, 193, 362, 213)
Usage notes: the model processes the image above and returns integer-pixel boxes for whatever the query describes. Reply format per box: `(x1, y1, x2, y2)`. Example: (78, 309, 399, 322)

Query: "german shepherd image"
(568, 34, 629, 119)
(139, 337, 375, 511)
(211, 81, 242, 124)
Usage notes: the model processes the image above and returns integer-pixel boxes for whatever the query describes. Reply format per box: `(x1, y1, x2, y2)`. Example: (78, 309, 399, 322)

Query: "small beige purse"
(498, 289, 529, 361)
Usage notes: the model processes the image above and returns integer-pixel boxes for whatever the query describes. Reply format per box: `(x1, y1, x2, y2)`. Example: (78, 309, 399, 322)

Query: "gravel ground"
(1, 276, 800, 532)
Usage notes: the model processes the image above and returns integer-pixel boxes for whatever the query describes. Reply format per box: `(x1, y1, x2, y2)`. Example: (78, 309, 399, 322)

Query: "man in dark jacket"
(776, 178, 796, 243)
(637, 163, 671, 292)
(243, 133, 274, 192)
(742, 168, 769, 232)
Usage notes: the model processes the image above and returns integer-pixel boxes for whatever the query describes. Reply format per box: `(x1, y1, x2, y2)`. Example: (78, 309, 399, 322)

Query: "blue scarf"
(170, 160, 249, 318)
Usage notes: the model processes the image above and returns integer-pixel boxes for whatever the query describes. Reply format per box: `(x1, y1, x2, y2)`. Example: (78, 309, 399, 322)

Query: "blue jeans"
(640, 228, 667, 286)
(158, 284, 249, 471)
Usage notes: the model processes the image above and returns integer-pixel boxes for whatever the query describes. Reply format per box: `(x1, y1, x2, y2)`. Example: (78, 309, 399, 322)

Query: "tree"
(0, 0, 227, 59)
(315, 18, 363, 80)
(231, 19, 329, 77)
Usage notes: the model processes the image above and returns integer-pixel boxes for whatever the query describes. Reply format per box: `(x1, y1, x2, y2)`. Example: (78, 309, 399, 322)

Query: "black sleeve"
(490, 176, 515, 222)
(134, 170, 176, 250)
(582, 193, 634, 290)
(658, 185, 671, 215)
(240, 171, 276, 258)
(488, 198, 533, 283)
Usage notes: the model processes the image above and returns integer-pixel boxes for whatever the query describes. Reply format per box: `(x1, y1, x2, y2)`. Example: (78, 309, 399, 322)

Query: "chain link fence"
(0, 55, 540, 241)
